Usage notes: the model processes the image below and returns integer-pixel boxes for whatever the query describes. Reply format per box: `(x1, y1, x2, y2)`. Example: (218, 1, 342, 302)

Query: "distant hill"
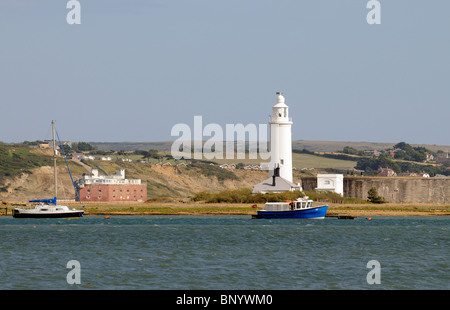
(91, 141, 174, 152)
(91, 140, 450, 153)
(0, 142, 356, 202)
(1, 140, 448, 202)
(0, 154, 268, 202)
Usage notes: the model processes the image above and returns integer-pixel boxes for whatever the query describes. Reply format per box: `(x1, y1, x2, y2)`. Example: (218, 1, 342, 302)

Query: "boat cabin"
(263, 197, 313, 211)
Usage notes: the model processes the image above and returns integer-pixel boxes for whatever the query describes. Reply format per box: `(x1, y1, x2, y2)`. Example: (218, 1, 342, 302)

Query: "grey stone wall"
(301, 176, 450, 203)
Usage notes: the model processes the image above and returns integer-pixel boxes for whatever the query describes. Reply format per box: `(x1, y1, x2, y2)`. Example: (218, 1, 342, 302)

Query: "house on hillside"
(219, 164, 236, 169)
(243, 165, 261, 170)
(38, 142, 50, 149)
(364, 150, 380, 157)
(398, 172, 430, 177)
(70, 153, 86, 160)
(377, 167, 397, 177)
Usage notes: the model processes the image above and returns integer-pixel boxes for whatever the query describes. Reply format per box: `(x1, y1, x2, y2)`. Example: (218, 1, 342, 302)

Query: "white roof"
(252, 176, 301, 193)
(273, 93, 288, 108)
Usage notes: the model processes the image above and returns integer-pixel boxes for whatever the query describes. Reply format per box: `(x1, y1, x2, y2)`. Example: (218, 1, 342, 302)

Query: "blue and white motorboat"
(252, 197, 328, 219)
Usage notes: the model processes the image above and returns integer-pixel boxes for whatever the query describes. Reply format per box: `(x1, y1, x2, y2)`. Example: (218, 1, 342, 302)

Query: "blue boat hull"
(254, 205, 328, 219)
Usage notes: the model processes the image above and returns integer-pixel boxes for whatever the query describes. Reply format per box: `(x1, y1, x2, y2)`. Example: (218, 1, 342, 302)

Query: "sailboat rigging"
(13, 121, 85, 218)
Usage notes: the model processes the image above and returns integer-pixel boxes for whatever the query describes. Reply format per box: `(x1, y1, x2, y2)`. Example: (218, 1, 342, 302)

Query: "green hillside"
(1, 140, 448, 202)
(0, 144, 52, 188)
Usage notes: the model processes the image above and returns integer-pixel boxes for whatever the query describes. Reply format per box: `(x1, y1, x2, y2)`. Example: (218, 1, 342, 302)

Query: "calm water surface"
(0, 215, 448, 289)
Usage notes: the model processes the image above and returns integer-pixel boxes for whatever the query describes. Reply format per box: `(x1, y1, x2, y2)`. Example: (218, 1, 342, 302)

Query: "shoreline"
(86, 202, 450, 217)
(2, 202, 449, 217)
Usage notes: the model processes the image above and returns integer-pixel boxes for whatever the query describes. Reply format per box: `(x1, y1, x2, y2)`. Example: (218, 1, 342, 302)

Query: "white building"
(316, 174, 344, 196)
(253, 92, 301, 193)
(76, 169, 142, 187)
(269, 92, 293, 182)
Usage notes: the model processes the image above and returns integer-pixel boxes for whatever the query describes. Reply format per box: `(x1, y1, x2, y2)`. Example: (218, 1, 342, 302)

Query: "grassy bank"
(73, 201, 450, 216)
(82, 202, 255, 215)
(2, 201, 448, 217)
(325, 203, 450, 217)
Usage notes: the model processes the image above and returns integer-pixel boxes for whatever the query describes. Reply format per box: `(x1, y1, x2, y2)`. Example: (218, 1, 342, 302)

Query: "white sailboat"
(13, 121, 85, 218)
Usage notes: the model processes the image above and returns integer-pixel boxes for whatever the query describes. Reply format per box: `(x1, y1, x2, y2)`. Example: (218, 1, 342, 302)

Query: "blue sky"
(0, 0, 449, 146)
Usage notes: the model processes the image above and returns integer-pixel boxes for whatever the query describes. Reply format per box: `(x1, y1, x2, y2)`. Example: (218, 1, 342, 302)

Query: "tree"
(367, 187, 386, 204)
(356, 155, 400, 175)
(236, 163, 245, 169)
(72, 142, 96, 152)
(394, 142, 410, 151)
(343, 146, 358, 155)
(61, 144, 72, 154)
(142, 149, 159, 159)
(393, 142, 429, 163)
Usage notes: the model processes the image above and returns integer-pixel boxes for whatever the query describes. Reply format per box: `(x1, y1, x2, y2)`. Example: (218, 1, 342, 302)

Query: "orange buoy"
(366, 217, 372, 220)
(105, 216, 110, 219)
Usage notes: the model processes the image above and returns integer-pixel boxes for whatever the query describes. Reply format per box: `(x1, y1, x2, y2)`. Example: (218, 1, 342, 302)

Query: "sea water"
(0, 215, 448, 290)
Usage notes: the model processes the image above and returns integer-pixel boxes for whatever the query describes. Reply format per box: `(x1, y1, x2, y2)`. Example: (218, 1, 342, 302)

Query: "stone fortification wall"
(301, 176, 450, 204)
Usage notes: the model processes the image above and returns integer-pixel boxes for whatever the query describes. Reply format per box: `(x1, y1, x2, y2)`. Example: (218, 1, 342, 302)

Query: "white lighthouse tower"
(269, 92, 293, 182)
(253, 92, 300, 193)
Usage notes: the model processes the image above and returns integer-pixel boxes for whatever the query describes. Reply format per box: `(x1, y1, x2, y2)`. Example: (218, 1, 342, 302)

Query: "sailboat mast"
(52, 120, 57, 200)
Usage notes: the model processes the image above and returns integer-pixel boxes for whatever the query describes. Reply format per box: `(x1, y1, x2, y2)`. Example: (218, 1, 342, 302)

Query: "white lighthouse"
(269, 92, 293, 182)
(253, 92, 300, 194)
